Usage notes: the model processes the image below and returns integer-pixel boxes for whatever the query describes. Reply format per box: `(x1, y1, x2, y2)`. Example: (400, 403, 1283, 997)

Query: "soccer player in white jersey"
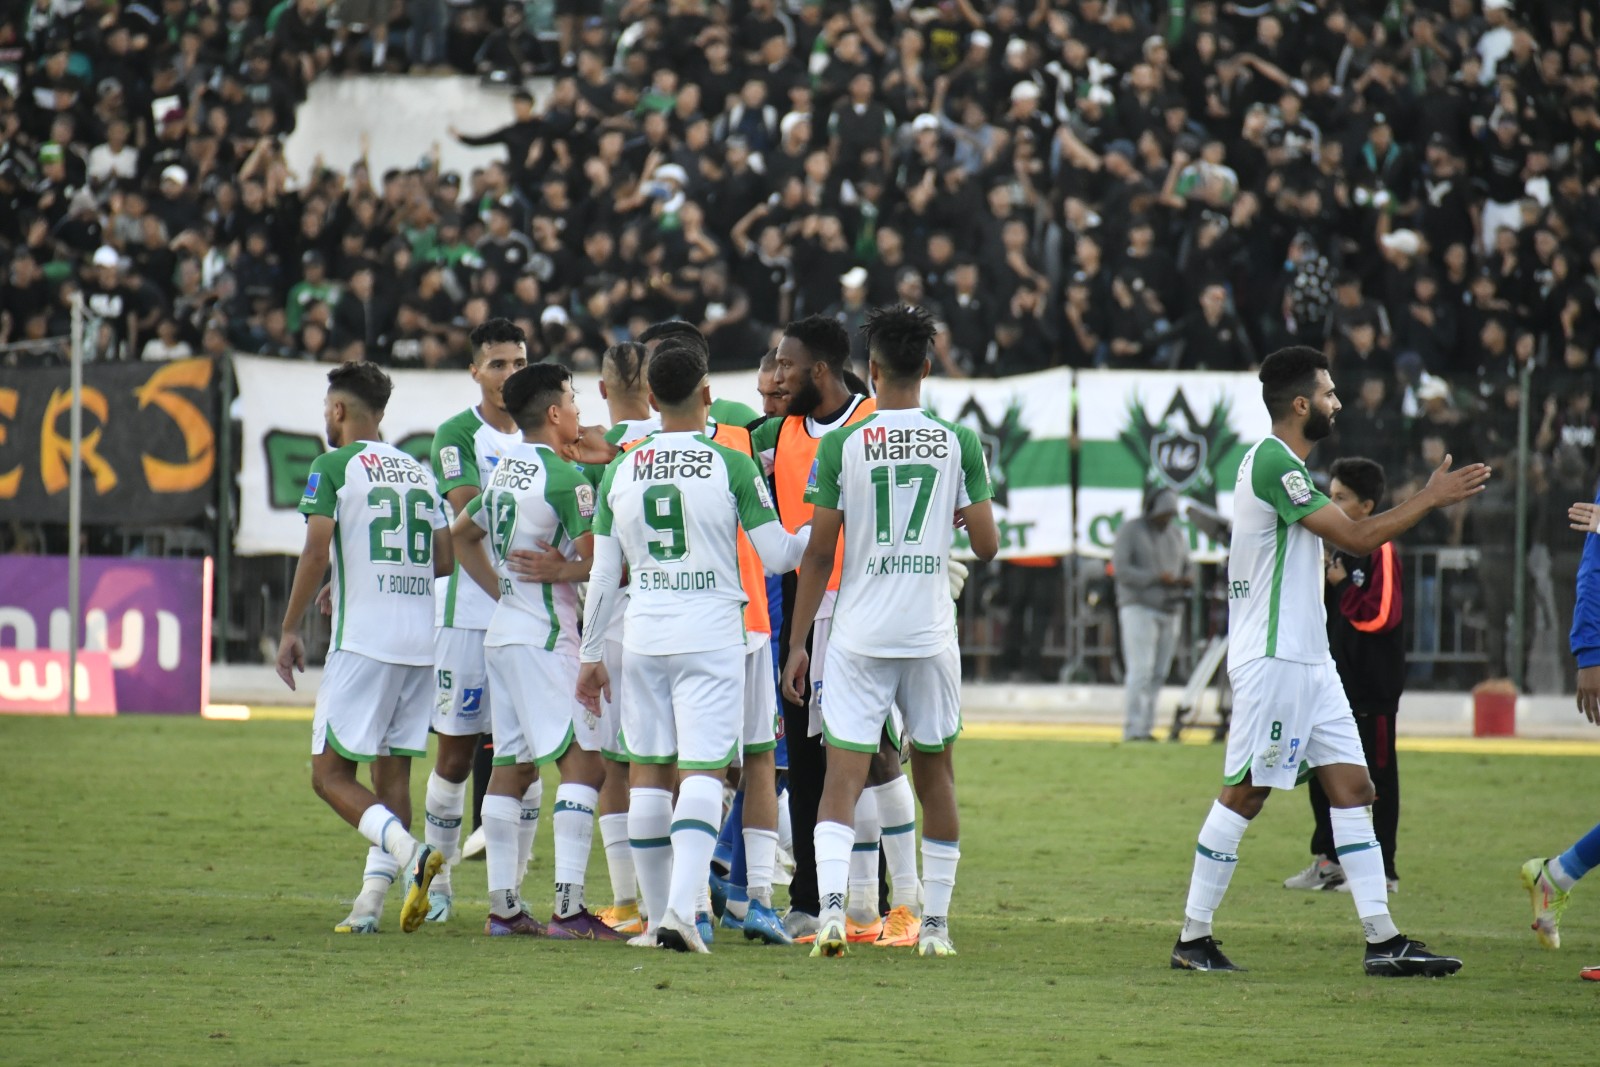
(780, 304, 998, 958)
(576, 340, 810, 953)
(448, 363, 623, 940)
(275, 363, 452, 934)
(1171, 346, 1488, 977)
(420, 318, 527, 922)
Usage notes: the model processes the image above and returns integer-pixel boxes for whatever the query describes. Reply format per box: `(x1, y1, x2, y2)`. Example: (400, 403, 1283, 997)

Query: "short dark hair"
(1330, 457, 1385, 507)
(781, 315, 850, 376)
(648, 340, 709, 406)
(862, 303, 936, 379)
(326, 361, 392, 413)
(1258, 345, 1329, 420)
(501, 363, 571, 431)
(602, 341, 648, 390)
(638, 319, 707, 357)
(468, 317, 526, 360)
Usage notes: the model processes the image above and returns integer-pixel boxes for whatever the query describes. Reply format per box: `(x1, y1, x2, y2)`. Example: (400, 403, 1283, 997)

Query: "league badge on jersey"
(440, 445, 463, 480)
(1281, 469, 1313, 506)
(575, 482, 596, 518)
(300, 472, 321, 507)
(805, 459, 818, 490)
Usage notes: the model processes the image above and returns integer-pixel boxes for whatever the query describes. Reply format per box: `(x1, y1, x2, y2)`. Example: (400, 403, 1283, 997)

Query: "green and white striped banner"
(923, 369, 1072, 560)
(1076, 370, 1271, 562)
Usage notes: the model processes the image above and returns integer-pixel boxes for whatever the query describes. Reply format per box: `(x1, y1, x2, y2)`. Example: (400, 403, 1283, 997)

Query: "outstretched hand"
(1570, 502, 1600, 534)
(1423, 454, 1491, 507)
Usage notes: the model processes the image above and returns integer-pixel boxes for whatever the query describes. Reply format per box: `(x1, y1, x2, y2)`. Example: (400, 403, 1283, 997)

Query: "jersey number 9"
(644, 485, 690, 562)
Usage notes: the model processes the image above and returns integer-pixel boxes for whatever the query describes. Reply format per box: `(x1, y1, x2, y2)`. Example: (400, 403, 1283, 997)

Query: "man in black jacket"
(1283, 457, 1405, 892)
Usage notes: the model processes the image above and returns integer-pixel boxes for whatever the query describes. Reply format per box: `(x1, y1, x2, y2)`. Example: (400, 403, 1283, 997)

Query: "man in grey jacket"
(1113, 489, 1194, 740)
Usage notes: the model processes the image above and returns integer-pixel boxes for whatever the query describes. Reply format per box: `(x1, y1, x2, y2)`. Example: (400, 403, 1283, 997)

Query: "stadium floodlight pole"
(1512, 358, 1532, 693)
(67, 292, 85, 718)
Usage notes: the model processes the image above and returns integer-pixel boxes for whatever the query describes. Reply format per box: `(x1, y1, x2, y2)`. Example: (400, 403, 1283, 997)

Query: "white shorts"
(819, 641, 962, 754)
(432, 626, 490, 737)
(599, 635, 627, 762)
(484, 643, 598, 767)
(743, 632, 778, 755)
(621, 643, 743, 770)
(1225, 657, 1367, 790)
(313, 651, 431, 761)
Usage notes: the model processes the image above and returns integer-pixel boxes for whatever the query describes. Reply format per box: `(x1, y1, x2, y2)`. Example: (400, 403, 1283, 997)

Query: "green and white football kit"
(803, 409, 991, 753)
(431, 407, 523, 737)
(579, 431, 808, 769)
(470, 441, 596, 766)
(1224, 436, 1367, 790)
(299, 440, 446, 761)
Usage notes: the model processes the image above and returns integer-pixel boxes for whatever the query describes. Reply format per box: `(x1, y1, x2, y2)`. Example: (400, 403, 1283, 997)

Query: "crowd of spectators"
(2, 0, 1599, 680)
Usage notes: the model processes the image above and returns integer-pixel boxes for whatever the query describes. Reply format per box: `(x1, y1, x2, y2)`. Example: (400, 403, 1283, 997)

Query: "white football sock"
(1549, 854, 1580, 891)
(629, 787, 674, 928)
(515, 779, 541, 899)
(482, 794, 522, 918)
(814, 819, 854, 921)
(1182, 800, 1250, 942)
(743, 827, 779, 907)
(599, 813, 638, 906)
(921, 837, 960, 929)
(553, 783, 598, 919)
(848, 790, 881, 924)
(776, 787, 793, 853)
(668, 776, 724, 923)
(1330, 805, 1400, 943)
(358, 804, 419, 869)
(872, 777, 922, 911)
(424, 772, 466, 893)
(355, 846, 398, 915)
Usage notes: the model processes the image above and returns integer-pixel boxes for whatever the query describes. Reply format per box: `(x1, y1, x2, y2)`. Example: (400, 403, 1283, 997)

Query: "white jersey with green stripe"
(469, 441, 595, 653)
(590, 430, 781, 656)
(431, 406, 523, 630)
(299, 439, 446, 666)
(805, 408, 993, 658)
(1226, 435, 1333, 670)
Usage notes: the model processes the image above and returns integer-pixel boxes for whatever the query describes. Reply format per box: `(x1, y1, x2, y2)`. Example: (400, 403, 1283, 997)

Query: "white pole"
(67, 294, 84, 717)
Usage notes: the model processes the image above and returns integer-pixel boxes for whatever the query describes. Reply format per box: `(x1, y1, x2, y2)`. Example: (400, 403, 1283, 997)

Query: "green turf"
(1, 716, 1595, 1065)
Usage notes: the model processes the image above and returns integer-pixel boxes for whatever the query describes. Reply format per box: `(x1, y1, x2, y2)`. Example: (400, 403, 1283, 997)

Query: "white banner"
(232, 356, 1074, 559)
(234, 356, 768, 555)
(1075, 371, 1271, 562)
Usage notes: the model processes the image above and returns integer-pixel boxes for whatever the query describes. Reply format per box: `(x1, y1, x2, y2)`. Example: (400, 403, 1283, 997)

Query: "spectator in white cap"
(83, 246, 139, 360)
(151, 163, 202, 234)
(823, 266, 872, 367)
(1004, 78, 1051, 144)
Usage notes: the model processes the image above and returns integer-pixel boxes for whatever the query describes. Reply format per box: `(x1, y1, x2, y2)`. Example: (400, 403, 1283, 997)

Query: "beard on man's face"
(786, 372, 824, 417)
(1304, 404, 1334, 441)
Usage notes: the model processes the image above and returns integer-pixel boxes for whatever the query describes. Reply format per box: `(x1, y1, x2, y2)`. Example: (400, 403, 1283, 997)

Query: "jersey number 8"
(368, 486, 434, 565)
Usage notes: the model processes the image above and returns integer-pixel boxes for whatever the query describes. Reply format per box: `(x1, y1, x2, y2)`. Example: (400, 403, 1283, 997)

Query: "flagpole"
(67, 293, 85, 717)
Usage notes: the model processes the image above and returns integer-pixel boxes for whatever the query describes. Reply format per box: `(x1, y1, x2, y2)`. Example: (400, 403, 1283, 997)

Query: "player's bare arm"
(276, 514, 334, 690)
(1300, 454, 1490, 557)
(450, 506, 502, 601)
(781, 505, 842, 704)
(575, 532, 624, 713)
(958, 499, 1001, 562)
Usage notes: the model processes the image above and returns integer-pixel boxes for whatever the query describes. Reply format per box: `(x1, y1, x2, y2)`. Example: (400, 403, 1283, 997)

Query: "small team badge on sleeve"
(440, 445, 463, 480)
(754, 476, 774, 511)
(300, 472, 321, 506)
(575, 482, 596, 518)
(1281, 470, 1313, 506)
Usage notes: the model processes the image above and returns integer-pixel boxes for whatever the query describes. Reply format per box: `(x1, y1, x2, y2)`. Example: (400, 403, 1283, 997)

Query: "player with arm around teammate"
(781, 304, 1000, 959)
(576, 341, 810, 953)
(1171, 346, 1487, 977)
(276, 363, 453, 935)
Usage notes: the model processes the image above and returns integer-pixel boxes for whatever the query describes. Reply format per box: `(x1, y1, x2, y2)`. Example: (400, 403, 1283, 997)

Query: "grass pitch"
(2, 715, 1596, 1066)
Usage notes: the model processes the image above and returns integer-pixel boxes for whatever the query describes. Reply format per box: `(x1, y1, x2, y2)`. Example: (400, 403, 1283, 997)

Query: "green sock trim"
(1334, 840, 1380, 857)
(1196, 844, 1239, 863)
(851, 842, 878, 853)
(881, 822, 915, 836)
(670, 819, 718, 837)
(629, 836, 671, 849)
